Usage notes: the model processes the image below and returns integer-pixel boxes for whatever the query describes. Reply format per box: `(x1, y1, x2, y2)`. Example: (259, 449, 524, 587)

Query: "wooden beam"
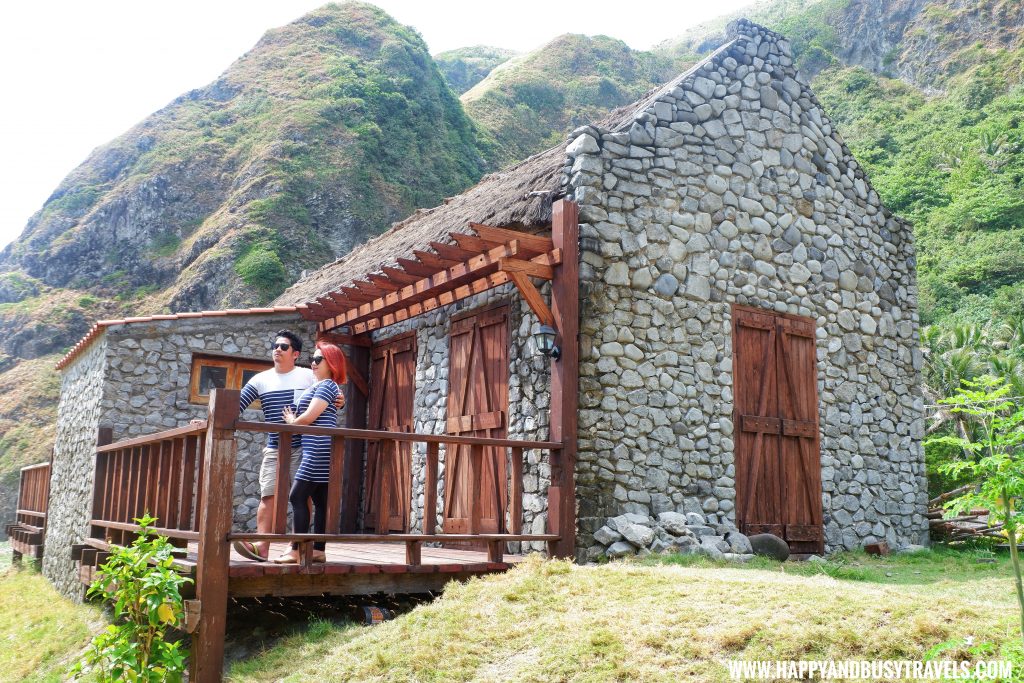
(338, 287, 376, 303)
(367, 274, 402, 291)
(413, 250, 459, 269)
(317, 332, 373, 348)
(429, 241, 478, 261)
(189, 389, 240, 683)
(341, 345, 369, 532)
(470, 223, 554, 254)
(396, 258, 439, 277)
(508, 271, 554, 326)
(548, 199, 579, 559)
(348, 250, 561, 335)
(351, 280, 388, 297)
(380, 266, 420, 285)
(452, 233, 503, 254)
(321, 241, 520, 331)
(500, 258, 554, 280)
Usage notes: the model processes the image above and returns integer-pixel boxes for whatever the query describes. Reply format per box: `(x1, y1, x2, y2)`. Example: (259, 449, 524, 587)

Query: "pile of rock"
(587, 510, 756, 562)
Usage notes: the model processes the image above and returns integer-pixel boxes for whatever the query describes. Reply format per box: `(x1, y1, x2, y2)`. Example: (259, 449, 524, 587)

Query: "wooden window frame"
(189, 354, 272, 406)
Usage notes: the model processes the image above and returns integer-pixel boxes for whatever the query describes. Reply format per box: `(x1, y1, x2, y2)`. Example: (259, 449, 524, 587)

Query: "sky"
(0, 0, 753, 250)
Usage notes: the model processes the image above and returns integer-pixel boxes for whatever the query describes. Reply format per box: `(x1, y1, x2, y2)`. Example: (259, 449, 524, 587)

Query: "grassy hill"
(461, 34, 684, 169)
(434, 46, 518, 94)
(2, 549, 1015, 681)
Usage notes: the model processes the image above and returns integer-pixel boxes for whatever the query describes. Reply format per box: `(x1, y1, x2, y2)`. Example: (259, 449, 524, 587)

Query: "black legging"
(289, 479, 328, 550)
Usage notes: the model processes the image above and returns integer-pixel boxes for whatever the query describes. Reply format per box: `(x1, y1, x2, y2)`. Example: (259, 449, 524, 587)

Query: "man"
(232, 330, 340, 561)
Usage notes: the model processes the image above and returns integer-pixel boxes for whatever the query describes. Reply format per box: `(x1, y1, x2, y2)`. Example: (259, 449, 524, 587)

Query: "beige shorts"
(258, 446, 303, 498)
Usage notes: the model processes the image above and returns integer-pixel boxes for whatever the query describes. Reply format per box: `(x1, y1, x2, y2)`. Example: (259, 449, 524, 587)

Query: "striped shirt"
(294, 380, 340, 483)
(239, 367, 316, 450)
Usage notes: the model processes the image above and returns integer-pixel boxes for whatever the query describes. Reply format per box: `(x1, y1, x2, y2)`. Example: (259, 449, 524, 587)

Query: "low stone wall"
(566, 19, 928, 554)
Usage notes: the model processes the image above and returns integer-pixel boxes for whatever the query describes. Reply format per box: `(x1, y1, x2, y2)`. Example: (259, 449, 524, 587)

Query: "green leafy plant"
(71, 515, 193, 681)
(927, 376, 1024, 641)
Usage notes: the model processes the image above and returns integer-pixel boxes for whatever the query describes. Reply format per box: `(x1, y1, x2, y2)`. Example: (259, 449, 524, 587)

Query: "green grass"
(226, 548, 1021, 681)
(0, 563, 104, 682)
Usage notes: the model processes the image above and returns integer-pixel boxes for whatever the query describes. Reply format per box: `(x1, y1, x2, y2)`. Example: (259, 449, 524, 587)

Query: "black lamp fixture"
(535, 324, 560, 360)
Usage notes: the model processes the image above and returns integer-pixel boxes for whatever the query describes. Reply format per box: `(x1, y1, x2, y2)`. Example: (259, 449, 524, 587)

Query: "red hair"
(315, 341, 348, 385)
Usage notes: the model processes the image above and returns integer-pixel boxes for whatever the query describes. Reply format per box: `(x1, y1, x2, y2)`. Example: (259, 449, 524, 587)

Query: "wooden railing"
(15, 462, 51, 529)
(83, 389, 564, 682)
(91, 422, 207, 547)
(6, 462, 51, 560)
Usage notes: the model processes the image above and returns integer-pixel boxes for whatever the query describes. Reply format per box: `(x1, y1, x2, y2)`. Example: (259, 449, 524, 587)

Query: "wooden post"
(423, 442, 439, 535)
(469, 444, 484, 535)
(326, 436, 346, 534)
(342, 343, 369, 532)
(548, 199, 579, 559)
(510, 447, 523, 535)
(189, 388, 239, 683)
(90, 427, 113, 541)
(273, 435, 292, 534)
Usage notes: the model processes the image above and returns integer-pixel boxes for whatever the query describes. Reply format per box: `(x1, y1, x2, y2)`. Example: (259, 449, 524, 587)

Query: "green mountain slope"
(0, 1, 489, 524)
(3, 2, 484, 319)
(462, 34, 684, 169)
(434, 46, 518, 94)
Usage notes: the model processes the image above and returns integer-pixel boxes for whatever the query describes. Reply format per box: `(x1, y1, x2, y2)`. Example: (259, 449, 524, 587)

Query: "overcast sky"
(0, 0, 752, 250)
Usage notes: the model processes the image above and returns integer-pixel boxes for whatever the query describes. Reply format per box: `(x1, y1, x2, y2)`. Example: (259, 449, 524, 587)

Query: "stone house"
(44, 18, 927, 590)
(45, 308, 315, 595)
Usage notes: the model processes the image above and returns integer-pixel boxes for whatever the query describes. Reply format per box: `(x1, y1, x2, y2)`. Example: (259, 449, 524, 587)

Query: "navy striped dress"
(293, 379, 340, 483)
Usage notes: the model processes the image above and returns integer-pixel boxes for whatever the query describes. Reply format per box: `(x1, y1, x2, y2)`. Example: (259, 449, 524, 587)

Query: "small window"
(189, 355, 272, 406)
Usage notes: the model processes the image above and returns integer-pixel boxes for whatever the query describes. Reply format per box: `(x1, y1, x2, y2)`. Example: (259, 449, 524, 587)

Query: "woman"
(274, 341, 347, 563)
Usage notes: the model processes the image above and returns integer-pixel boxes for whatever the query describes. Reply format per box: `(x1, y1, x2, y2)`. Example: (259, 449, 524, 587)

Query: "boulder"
(657, 511, 690, 536)
(621, 523, 655, 548)
(725, 531, 753, 555)
(593, 525, 622, 546)
(667, 536, 699, 555)
(698, 537, 725, 560)
(606, 541, 636, 558)
(748, 533, 790, 561)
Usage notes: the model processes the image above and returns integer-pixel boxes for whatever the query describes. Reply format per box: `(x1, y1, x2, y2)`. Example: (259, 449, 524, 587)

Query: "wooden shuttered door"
(732, 304, 824, 554)
(364, 332, 416, 533)
(443, 303, 509, 538)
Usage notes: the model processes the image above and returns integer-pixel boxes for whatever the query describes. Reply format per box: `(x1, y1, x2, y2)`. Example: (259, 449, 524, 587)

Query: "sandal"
(273, 551, 300, 564)
(233, 540, 267, 562)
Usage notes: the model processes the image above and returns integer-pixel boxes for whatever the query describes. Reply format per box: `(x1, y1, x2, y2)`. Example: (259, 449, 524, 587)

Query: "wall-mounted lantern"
(535, 324, 560, 360)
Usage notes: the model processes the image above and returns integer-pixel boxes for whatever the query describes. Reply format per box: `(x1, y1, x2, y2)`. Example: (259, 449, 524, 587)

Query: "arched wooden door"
(443, 304, 509, 537)
(733, 305, 824, 554)
(364, 332, 416, 533)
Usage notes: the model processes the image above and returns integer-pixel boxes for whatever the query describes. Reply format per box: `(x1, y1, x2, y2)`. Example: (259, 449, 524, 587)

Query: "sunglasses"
(311, 354, 325, 365)
(272, 342, 293, 351)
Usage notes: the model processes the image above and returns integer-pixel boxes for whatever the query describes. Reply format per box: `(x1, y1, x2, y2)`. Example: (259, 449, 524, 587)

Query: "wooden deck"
(66, 397, 563, 681)
(76, 537, 524, 599)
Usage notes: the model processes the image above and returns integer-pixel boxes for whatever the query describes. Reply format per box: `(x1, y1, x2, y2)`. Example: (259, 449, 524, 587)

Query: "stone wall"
(566, 19, 928, 555)
(100, 313, 317, 531)
(45, 312, 316, 597)
(370, 283, 552, 550)
(44, 337, 107, 598)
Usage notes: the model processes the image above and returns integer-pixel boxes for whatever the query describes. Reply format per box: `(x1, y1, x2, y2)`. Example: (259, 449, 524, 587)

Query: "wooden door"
(365, 332, 416, 533)
(733, 305, 824, 554)
(443, 304, 509, 537)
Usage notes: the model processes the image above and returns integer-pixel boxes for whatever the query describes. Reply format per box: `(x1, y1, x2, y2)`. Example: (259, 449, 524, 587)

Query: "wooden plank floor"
(175, 541, 525, 578)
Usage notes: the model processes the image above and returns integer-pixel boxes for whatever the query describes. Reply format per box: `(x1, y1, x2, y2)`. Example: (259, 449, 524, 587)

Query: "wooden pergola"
(298, 199, 579, 559)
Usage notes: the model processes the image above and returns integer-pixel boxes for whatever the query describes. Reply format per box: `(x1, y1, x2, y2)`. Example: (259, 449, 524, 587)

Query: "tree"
(927, 376, 1024, 641)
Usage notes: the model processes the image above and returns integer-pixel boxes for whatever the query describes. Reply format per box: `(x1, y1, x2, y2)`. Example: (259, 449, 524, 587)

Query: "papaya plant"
(71, 515, 192, 681)
(927, 376, 1024, 641)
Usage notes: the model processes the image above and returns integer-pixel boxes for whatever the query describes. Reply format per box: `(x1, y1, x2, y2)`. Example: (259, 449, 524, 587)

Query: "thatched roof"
(274, 33, 747, 308)
(275, 142, 568, 306)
